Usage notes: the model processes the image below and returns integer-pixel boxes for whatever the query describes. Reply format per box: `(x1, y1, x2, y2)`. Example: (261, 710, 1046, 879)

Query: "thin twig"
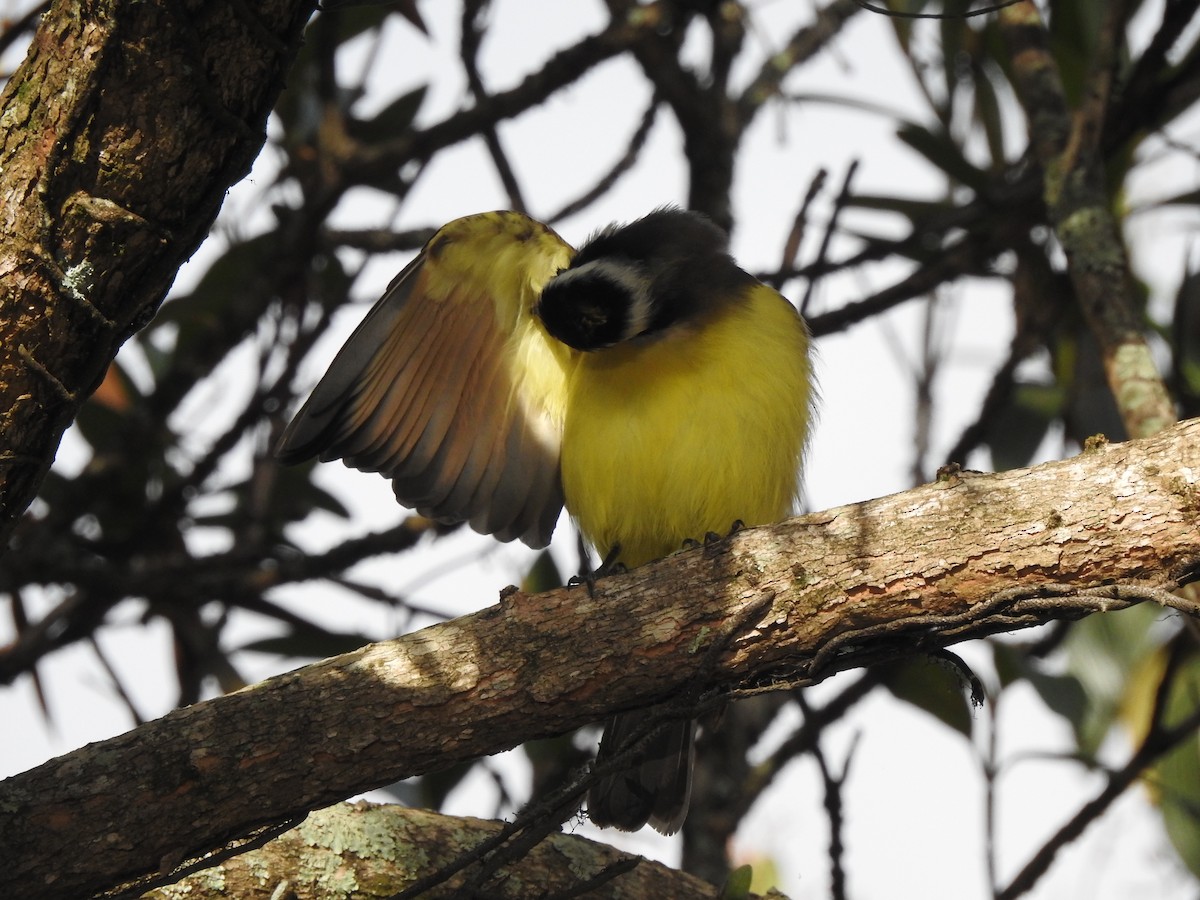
(542, 856, 642, 900)
(910, 291, 944, 485)
(768, 168, 827, 292)
(390, 589, 778, 898)
(799, 692, 857, 900)
(851, 0, 1023, 19)
(735, 0, 862, 129)
(546, 94, 661, 225)
(88, 635, 145, 726)
(984, 697, 1001, 899)
(800, 160, 858, 316)
(730, 672, 878, 823)
(9, 587, 51, 723)
(357, 10, 662, 179)
(460, 0, 527, 212)
(943, 341, 1025, 465)
(809, 580, 1200, 679)
(103, 816, 306, 900)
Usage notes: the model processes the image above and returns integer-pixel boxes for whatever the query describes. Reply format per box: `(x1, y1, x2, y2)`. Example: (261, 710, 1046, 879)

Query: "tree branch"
(135, 802, 756, 900)
(5, 418, 1200, 899)
(0, 0, 317, 547)
(999, 1, 1177, 440)
(349, 8, 661, 183)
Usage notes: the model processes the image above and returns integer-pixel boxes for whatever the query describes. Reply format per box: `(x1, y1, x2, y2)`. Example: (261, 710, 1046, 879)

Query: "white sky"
(3, 2, 1200, 898)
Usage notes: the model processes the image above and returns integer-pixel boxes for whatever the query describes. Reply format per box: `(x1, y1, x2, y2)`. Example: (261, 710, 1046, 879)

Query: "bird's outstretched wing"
(276, 211, 576, 547)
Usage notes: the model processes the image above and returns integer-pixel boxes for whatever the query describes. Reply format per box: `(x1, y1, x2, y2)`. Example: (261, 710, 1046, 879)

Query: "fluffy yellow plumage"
(563, 281, 810, 568)
(277, 207, 814, 835)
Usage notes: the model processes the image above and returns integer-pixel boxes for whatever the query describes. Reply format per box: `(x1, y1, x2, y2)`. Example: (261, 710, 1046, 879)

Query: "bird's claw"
(569, 544, 624, 597)
(681, 521, 746, 552)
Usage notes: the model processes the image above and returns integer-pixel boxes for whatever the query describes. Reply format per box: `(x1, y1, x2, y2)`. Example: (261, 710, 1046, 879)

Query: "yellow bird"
(276, 208, 814, 834)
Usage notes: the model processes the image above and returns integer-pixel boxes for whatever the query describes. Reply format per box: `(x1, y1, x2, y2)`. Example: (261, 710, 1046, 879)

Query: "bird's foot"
(679, 520, 746, 552)
(568, 544, 625, 597)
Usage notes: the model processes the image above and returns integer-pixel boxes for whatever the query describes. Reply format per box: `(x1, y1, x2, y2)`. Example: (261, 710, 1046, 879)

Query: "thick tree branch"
(4, 419, 1200, 899)
(0, 0, 316, 547)
(1000, 1, 1177, 439)
(139, 803, 757, 900)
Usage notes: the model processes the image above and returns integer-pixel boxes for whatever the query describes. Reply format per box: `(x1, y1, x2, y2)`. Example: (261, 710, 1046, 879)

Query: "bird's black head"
(535, 208, 750, 351)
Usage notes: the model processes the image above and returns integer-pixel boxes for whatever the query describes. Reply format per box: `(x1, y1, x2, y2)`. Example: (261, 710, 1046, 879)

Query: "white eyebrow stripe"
(550, 259, 656, 341)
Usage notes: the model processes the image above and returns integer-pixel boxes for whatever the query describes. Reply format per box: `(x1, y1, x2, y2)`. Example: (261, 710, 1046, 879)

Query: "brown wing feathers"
(276, 219, 570, 548)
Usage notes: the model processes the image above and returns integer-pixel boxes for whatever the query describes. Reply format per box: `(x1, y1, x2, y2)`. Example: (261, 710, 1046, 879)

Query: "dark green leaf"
(324, 1, 426, 38)
(992, 643, 1088, 731)
(330, 4, 397, 42)
(1064, 330, 1128, 444)
(521, 550, 563, 595)
(149, 233, 282, 360)
(1172, 265, 1200, 412)
(884, 0, 934, 54)
(784, 91, 913, 122)
(1064, 605, 1164, 756)
(1138, 187, 1200, 210)
(983, 380, 1062, 470)
(239, 630, 373, 659)
(418, 760, 475, 810)
(877, 656, 975, 737)
(896, 122, 988, 192)
(310, 250, 352, 302)
(1153, 652, 1200, 877)
(842, 192, 958, 225)
(348, 86, 427, 144)
(272, 37, 322, 142)
(524, 732, 590, 798)
(939, 1, 967, 124)
(719, 865, 754, 900)
(1046, 0, 1101, 106)
(271, 461, 353, 522)
(76, 362, 144, 455)
(971, 60, 1007, 167)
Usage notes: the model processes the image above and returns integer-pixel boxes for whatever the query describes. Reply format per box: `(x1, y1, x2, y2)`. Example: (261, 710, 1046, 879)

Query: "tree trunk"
(0, 0, 316, 546)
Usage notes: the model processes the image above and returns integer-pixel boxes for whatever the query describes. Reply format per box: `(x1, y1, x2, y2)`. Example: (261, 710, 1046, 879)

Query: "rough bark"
(1000, 0, 1177, 440)
(3, 418, 1200, 900)
(0, 0, 316, 547)
(138, 802, 756, 900)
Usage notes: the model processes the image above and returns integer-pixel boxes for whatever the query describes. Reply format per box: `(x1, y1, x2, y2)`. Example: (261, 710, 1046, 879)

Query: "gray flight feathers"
(588, 708, 696, 836)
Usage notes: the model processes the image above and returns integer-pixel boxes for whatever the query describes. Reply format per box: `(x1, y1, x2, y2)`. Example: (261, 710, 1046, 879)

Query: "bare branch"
(797, 693, 857, 900)
(735, 0, 862, 130)
(350, 10, 663, 182)
(546, 94, 661, 225)
(460, 0, 528, 212)
(800, 161, 858, 317)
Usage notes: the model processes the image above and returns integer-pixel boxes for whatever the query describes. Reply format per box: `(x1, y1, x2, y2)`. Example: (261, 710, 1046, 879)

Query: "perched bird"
(276, 207, 814, 834)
